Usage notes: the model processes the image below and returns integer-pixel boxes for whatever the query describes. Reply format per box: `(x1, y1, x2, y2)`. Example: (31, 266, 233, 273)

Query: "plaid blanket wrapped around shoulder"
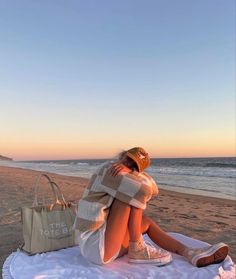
(74, 162, 158, 233)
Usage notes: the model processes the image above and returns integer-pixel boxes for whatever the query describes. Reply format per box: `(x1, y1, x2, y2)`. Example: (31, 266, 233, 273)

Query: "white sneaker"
(183, 242, 229, 267)
(128, 237, 172, 266)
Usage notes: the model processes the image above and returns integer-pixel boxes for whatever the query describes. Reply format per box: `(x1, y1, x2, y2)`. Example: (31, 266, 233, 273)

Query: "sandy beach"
(0, 166, 235, 275)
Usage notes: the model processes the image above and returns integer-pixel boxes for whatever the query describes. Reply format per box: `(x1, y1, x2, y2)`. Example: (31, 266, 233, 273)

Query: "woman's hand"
(108, 163, 131, 177)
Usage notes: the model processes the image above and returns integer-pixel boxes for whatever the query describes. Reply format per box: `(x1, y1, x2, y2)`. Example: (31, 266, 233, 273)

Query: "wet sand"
(0, 166, 235, 274)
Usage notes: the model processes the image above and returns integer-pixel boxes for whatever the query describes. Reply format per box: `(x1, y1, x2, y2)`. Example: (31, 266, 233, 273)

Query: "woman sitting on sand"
(74, 147, 229, 266)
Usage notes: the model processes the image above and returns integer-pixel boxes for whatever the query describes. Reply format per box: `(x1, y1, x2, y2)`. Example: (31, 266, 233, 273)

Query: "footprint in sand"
(177, 213, 198, 219)
(215, 214, 229, 219)
(215, 221, 228, 226)
(0, 211, 21, 225)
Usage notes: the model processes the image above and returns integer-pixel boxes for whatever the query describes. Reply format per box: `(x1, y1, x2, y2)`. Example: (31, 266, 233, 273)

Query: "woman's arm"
(97, 165, 153, 209)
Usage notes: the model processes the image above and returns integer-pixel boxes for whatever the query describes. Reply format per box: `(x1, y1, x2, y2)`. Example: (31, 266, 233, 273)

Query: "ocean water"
(0, 157, 235, 200)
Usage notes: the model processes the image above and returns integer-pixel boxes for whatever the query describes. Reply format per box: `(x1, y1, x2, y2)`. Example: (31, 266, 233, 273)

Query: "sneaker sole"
(192, 243, 229, 267)
(129, 254, 172, 266)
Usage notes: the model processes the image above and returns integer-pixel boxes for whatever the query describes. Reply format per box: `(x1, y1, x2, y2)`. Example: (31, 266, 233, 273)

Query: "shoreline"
(0, 166, 235, 273)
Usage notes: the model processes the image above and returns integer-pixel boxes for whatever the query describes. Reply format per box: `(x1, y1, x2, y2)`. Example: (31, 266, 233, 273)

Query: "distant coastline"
(0, 155, 13, 161)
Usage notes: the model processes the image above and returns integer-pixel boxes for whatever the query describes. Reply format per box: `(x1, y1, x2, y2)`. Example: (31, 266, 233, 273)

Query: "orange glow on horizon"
(2, 143, 235, 161)
(1, 129, 235, 161)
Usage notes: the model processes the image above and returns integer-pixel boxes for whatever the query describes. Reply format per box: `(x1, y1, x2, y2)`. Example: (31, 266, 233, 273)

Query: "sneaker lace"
(145, 240, 165, 257)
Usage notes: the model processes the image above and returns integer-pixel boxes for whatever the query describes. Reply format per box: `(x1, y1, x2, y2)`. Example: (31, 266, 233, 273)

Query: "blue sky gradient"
(0, 0, 235, 159)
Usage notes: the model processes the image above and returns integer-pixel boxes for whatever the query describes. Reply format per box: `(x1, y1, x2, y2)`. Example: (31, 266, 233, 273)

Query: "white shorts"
(75, 222, 120, 265)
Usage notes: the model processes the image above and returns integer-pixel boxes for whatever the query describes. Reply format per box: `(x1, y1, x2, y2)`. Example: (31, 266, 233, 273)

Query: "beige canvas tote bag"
(21, 173, 76, 254)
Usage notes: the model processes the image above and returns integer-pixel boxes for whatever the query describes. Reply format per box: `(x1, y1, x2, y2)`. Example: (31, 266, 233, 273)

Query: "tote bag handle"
(33, 173, 58, 206)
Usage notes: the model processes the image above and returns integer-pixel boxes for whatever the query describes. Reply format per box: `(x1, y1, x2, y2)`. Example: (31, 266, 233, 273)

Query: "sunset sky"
(0, 0, 235, 160)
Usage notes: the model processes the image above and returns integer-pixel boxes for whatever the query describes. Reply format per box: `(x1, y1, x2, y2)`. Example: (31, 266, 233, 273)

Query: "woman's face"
(120, 156, 139, 171)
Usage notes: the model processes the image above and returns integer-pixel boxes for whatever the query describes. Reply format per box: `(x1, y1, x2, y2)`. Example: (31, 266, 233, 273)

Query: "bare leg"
(104, 199, 131, 262)
(128, 205, 143, 242)
(145, 216, 186, 255)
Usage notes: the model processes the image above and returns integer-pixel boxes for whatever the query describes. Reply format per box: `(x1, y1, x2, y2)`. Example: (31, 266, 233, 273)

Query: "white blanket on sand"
(3, 233, 235, 279)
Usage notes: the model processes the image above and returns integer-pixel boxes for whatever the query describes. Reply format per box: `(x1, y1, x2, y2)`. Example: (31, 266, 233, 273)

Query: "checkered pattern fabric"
(74, 162, 158, 233)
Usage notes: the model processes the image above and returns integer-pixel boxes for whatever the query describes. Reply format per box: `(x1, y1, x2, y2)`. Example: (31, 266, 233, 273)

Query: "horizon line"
(15, 155, 236, 162)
